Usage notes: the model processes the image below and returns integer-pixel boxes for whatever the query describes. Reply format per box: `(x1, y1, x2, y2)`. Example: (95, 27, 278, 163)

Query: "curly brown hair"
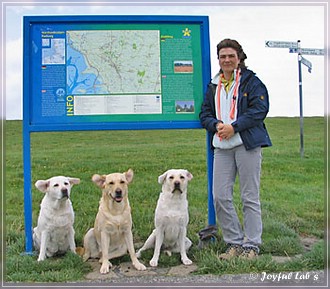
(216, 38, 247, 70)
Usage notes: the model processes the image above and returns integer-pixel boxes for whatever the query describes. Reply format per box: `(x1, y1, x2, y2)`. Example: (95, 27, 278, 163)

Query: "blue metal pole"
(206, 131, 216, 225)
(23, 127, 33, 254)
(22, 16, 33, 254)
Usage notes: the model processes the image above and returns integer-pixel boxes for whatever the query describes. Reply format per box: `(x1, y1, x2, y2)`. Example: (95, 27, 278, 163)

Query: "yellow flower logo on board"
(182, 28, 191, 38)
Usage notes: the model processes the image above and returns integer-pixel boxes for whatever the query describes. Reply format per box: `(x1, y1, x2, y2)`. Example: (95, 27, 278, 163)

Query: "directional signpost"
(300, 56, 312, 73)
(289, 47, 324, 56)
(265, 40, 298, 48)
(265, 40, 324, 158)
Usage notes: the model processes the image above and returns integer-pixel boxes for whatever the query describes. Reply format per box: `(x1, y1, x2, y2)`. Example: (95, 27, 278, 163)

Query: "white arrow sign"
(300, 56, 312, 73)
(265, 40, 298, 48)
(289, 48, 324, 55)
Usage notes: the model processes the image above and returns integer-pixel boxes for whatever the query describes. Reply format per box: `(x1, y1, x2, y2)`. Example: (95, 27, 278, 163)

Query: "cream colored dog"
(136, 169, 193, 267)
(33, 176, 80, 262)
(82, 169, 146, 274)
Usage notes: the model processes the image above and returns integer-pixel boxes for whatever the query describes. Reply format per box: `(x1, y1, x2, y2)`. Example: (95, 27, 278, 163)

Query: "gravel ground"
(80, 262, 326, 288)
(85, 270, 326, 286)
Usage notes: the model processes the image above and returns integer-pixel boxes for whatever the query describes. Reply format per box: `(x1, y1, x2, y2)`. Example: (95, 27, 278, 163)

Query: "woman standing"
(199, 39, 272, 260)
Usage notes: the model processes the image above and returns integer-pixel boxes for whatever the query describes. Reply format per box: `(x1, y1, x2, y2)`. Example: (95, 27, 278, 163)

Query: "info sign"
(24, 15, 211, 131)
(23, 15, 211, 253)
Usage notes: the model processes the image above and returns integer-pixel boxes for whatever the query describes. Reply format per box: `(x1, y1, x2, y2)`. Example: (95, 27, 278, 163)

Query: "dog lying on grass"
(81, 169, 146, 274)
(33, 176, 80, 262)
(136, 169, 193, 267)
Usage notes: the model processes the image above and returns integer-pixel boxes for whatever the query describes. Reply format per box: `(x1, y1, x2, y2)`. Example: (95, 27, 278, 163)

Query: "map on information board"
(67, 30, 161, 95)
(66, 30, 161, 115)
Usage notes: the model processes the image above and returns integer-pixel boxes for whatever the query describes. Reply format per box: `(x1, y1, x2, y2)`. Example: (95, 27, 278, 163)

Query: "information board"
(22, 15, 212, 253)
(24, 15, 211, 131)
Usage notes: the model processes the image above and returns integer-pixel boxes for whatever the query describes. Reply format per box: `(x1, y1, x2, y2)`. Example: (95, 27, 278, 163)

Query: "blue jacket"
(199, 68, 272, 150)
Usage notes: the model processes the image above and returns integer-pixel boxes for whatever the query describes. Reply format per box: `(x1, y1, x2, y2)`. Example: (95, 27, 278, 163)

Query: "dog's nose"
(115, 189, 122, 196)
(174, 181, 181, 189)
(113, 188, 123, 203)
(61, 188, 68, 198)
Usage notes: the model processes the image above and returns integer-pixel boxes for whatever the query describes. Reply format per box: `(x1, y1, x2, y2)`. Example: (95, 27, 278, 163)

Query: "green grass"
(4, 117, 325, 282)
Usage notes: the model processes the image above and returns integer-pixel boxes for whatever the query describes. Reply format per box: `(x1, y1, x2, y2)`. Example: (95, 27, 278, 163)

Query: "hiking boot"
(239, 247, 259, 260)
(219, 244, 243, 260)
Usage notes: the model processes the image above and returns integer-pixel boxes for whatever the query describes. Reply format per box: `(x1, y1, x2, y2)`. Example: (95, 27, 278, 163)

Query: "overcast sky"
(3, 1, 328, 119)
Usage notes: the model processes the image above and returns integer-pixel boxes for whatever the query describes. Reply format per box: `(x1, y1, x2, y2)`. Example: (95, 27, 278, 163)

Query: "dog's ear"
(125, 169, 134, 184)
(185, 170, 193, 181)
(92, 174, 106, 188)
(158, 171, 168, 184)
(35, 180, 49, 193)
(68, 177, 80, 186)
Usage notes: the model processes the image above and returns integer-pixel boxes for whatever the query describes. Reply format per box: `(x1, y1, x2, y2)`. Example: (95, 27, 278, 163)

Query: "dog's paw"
(100, 260, 111, 274)
(134, 261, 146, 271)
(149, 258, 158, 267)
(182, 258, 193, 266)
(135, 250, 141, 258)
(37, 255, 46, 262)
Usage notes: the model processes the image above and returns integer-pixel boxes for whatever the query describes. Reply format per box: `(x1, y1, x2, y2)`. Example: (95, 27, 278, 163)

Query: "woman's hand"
(216, 123, 235, 140)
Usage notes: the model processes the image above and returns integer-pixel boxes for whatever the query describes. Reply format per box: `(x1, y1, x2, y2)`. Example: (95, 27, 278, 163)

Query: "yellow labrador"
(82, 169, 146, 274)
(33, 176, 80, 262)
(136, 169, 193, 267)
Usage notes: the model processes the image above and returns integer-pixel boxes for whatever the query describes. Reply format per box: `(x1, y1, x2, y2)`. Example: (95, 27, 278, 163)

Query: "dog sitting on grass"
(33, 176, 80, 262)
(81, 169, 146, 274)
(136, 169, 193, 267)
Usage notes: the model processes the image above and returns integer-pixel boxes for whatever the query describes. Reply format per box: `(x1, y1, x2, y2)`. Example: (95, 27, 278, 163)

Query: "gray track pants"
(213, 145, 262, 250)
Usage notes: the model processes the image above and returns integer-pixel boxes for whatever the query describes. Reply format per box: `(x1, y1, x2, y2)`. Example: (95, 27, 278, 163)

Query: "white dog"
(82, 169, 146, 274)
(33, 176, 80, 262)
(136, 169, 193, 267)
